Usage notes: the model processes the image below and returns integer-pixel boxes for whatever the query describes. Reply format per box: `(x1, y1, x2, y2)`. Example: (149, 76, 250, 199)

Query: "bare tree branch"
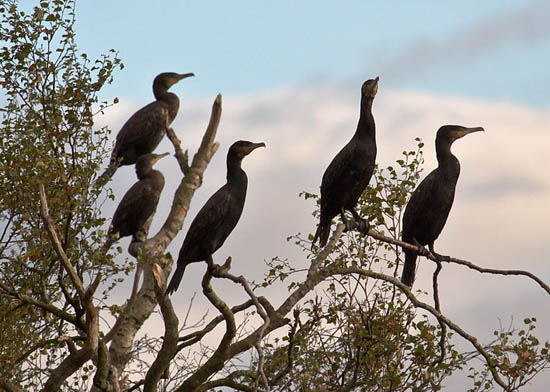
(143, 264, 179, 392)
(365, 228, 550, 295)
(178, 299, 256, 348)
(215, 261, 271, 391)
(0, 281, 81, 328)
(166, 126, 189, 174)
(39, 184, 90, 300)
(0, 377, 24, 392)
(176, 268, 237, 392)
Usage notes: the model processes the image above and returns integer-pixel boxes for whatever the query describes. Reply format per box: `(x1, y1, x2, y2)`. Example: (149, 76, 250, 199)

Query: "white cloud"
(99, 83, 550, 390)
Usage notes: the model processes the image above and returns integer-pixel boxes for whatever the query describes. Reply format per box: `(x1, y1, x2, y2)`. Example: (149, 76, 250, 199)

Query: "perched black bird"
(104, 152, 169, 250)
(401, 125, 484, 287)
(99, 72, 194, 182)
(165, 141, 265, 295)
(312, 77, 379, 248)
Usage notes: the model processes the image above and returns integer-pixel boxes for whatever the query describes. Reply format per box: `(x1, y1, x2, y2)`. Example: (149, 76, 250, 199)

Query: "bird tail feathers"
(95, 162, 119, 188)
(165, 264, 186, 296)
(401, 250, 417, 288)
(312, 223, 331, 249)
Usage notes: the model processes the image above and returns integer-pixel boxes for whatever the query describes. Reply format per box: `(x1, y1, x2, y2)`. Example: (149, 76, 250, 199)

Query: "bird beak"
(153, 152, 170, 164)
(176, 72, 195, 81)
(458, 126, 484, 138)
(252, 142, 266, 149)
(245, 142, 266, 155)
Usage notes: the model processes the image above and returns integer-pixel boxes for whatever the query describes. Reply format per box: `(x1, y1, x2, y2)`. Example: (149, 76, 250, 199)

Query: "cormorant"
(312, 77, 379, 248)
(165, 140, 265, 295)
(400, 125, 484, 287)
(99, 72, 194, 182)
(104, 152, 169, 250)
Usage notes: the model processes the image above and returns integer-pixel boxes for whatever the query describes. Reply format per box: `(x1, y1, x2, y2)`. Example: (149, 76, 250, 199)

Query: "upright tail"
(312, 223, 331, 249)
(165, 263, 187, 296)
(401, 249, 418, 288)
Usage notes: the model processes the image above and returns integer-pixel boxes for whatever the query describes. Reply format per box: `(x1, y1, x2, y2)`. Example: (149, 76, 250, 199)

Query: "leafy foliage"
(0, 0, 122, 387)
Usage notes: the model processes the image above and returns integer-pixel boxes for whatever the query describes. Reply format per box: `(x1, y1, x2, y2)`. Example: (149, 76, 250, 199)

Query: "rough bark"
(142, 265, 179, 392)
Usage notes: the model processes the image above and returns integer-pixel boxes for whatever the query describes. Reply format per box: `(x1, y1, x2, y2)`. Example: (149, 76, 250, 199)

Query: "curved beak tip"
(179, 72, 195, 80)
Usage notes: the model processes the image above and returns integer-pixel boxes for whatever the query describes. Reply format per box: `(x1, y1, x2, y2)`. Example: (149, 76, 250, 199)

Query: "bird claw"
(418, 245, 430, 257)
(343, 219, 354, 232)
(356, 218, 370, 236)
(342, 217, 370, 236)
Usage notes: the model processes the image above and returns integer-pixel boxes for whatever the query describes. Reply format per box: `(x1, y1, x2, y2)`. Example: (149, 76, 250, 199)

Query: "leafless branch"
(176, 268, 237, 392)
(143, 264, 180, 392)
(365, 228, 550, 295)
(178, 299, 256, 349)
(214, 260, 271, 391)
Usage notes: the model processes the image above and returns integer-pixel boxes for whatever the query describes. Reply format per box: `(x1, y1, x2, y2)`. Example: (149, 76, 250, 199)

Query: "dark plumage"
(104, 152, 169, 250)
(99, 72, 194, 182)
(312, 77, 379, 248)
(165, 140, 265, 295)
(401, 125, 484, 287)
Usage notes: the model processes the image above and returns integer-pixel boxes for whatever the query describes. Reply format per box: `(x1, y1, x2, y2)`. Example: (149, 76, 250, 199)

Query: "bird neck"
(136, 167, 160, 180)
(153, 88, 180, 121)
(356, 97, 375, 140)
(226, 156, 248, 185)
(436, 140, 460, 179)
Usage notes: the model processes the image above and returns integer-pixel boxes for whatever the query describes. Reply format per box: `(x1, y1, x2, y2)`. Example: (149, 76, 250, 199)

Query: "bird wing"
(110, 180, 158, 235)
(114, 101, 168, 156)
(402, 168, 453, 244)
(178, 184, 237, 261)
(320, 140, 374, 222)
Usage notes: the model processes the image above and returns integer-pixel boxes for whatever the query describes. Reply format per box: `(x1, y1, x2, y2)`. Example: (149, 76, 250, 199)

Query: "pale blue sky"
(68, 0, 550, 106)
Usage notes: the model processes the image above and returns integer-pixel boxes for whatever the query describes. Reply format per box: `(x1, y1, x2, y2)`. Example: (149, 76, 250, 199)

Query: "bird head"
(135, 152, 170, 177)
(154, 72, 195, 90)
(361, 76, 379, 98)
(437, 125, 484, 145)
(229, 140, 266, 160)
